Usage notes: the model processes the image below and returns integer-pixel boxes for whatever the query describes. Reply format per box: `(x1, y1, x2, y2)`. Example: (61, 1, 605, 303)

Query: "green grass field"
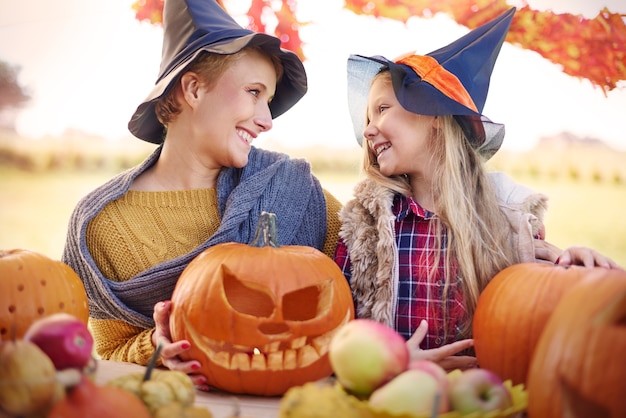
(1, 167, 625, 267)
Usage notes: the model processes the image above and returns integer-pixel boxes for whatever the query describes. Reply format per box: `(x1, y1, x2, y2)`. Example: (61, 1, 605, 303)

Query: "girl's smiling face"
(364, 72, 437, 180)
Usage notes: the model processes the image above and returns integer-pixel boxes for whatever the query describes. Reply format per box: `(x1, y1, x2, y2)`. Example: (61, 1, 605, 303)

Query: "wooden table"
(95, 360, 282, 418)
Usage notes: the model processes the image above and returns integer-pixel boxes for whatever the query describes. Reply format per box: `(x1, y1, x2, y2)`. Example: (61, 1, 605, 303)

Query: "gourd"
(0, 249, 89, 341)
(0, 338, 57, 416)
(106, 344, 196, 415)
(170, 212, 355, 396)
(47, 374, 152, 418)
(472, 263, 605, 386)
(527, 269, 626, 417)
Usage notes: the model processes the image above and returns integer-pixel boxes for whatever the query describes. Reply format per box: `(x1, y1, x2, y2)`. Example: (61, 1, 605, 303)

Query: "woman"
(335, 8, 621, 371)
(62, 0, 342, 389)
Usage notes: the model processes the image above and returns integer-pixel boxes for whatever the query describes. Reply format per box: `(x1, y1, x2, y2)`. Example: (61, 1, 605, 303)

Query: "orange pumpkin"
(170, 212, 355, 396)
(472, 262, 605, 386)
(0, 249, 89, 341)
(527, 269, 626, 418)
(48, 375, 152, 418)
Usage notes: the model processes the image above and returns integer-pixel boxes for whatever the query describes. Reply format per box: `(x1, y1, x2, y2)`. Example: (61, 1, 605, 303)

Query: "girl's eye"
(378, 105, 389, 113)
(248, 88, 261, 97)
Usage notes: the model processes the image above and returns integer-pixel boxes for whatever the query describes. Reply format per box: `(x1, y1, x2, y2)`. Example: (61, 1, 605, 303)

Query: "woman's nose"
(255, 105, 273, 132)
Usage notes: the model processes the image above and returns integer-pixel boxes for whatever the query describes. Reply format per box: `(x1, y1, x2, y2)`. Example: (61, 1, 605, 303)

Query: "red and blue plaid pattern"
(334, 193, 468, 349)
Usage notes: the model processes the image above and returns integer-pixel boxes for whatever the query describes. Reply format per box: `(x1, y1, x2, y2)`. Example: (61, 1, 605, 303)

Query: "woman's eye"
(248, 88, 260, 97)
(379, 105, 388, 113)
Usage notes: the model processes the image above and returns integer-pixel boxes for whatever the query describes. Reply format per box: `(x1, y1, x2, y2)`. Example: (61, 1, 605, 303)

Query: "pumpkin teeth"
(265, 341, 281, 353)
(311, 333, 332, 356)
(290, 336, 307, 349)
(182, 309, 353, 372)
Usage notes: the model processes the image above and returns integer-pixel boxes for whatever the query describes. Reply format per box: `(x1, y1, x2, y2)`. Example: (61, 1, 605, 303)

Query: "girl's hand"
(556, 246, 623, 270)
(152, 301, 209, 390)
(406, 320, 477, 372)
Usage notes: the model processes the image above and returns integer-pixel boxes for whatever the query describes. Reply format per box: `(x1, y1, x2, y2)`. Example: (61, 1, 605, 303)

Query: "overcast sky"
(1, 0, 625, 151)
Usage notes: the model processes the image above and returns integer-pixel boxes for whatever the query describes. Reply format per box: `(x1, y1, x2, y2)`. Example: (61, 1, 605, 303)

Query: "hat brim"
(129, 33, 307, 144)
(346, 54, 504, 160)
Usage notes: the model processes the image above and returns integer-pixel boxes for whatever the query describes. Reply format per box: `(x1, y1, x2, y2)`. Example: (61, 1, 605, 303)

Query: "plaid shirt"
(334, 193, 467, 349)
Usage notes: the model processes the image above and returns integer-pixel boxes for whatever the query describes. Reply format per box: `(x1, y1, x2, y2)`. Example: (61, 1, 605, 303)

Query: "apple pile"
(0, 313, 96, 417)
(328, 319, 515, 417)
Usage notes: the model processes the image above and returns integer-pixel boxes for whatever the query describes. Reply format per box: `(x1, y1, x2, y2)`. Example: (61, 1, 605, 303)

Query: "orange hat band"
(397, 55, 478, 113)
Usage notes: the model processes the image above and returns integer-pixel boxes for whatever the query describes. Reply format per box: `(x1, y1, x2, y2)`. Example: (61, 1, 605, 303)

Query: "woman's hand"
(534, 241, 623, 270)
(405, 320, 477, 372)
(152, 300, 209, 390)
(555, 246, 623, 270)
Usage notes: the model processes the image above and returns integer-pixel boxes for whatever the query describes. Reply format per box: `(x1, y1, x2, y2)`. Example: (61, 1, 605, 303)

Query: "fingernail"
(191, 363, 200, 371)
(181, 342, 191, 350)
(555, 257, 560, 265)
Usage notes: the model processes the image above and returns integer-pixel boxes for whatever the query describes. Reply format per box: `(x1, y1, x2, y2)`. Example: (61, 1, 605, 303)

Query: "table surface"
(95, 360, 282, 418)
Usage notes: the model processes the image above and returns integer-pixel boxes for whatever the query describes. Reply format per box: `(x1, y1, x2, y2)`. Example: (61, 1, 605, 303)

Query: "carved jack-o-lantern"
(170, 212, 355, 396)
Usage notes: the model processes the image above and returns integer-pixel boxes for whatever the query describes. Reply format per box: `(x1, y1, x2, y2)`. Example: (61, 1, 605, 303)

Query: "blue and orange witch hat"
(347, 7, 515, 159)
(129, 0, 307, 144)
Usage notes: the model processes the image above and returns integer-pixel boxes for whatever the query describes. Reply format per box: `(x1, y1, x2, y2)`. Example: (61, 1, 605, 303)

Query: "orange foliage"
(344, 0, 626, 93)
(131, 0, 626, 92)
(131, 0, 304, 60)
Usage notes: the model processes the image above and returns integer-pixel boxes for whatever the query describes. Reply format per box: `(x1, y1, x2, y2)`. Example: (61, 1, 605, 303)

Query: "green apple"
(408, 359, 450, 391)
(449, 368, 512, 414)
(368, 369, 450, 415)
(329, 319, 409, 398)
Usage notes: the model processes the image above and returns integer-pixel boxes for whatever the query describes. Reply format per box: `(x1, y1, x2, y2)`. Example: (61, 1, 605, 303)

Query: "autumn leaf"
(131, 0, 626, 92)
(131, 0, 305, 60)
(344, 0, 626, 93)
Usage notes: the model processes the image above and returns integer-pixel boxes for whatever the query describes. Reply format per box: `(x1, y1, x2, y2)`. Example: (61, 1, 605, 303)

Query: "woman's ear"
(432, 115, 440, 130)
(180, 72, 201, 104)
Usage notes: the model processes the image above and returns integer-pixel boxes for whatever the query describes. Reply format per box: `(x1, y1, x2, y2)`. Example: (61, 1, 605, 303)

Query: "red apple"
(449, 368, 512, 414)
(23, 313, 94, 370)
(329, 319, 409, 397)
(369, 369, 450, 415)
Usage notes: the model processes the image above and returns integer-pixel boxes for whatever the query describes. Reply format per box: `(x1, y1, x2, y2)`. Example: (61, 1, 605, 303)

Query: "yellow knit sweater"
(86, 188, 343, 364)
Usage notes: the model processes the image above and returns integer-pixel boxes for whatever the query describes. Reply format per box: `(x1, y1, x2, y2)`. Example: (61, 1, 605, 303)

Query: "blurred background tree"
(132, 0, 626, 93)
(0, 60, 30, 131)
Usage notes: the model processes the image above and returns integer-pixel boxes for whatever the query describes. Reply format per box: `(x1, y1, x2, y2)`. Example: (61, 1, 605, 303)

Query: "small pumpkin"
(48, 374, 152, 418)
(472, 263, 606, 386)
(170, 212, 355, 396)
(0, 249, 89, 341)
(527, 269, 626, 417)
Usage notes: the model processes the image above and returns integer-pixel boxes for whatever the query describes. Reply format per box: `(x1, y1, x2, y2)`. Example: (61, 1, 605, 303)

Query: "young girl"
(334, 8, 620, 371)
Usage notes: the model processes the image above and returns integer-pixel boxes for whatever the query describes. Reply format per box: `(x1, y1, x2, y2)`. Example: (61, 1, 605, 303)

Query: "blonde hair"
(363, 70, 516, 341)
(155, 46, 284, 126)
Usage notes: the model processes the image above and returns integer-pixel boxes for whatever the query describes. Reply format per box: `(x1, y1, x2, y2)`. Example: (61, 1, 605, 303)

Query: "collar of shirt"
(394, 194, 436, 221)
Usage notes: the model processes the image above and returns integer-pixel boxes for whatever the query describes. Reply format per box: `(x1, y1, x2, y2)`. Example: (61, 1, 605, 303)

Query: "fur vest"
(338, 172, 548, 328)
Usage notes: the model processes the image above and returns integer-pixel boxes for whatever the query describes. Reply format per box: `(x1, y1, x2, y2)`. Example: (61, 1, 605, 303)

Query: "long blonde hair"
(362, 71, 516, 341)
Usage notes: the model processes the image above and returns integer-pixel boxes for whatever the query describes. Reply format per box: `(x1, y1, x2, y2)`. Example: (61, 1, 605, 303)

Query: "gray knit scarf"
(62, 145, 327, 328)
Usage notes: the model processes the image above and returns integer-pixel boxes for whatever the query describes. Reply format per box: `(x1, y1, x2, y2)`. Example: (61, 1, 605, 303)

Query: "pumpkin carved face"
(170, 213, 355, 396)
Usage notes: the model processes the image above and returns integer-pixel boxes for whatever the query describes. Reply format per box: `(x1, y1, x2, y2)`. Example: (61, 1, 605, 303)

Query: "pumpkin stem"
(251, 212, 278, 248)
(143, 342, 163, 382)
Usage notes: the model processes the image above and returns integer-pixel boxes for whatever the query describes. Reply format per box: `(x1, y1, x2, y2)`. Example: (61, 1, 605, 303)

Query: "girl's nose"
(363, 121, 378, 143)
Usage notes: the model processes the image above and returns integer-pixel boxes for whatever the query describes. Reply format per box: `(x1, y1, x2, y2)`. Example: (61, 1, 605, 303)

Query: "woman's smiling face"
(190, 48, 278, 169)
